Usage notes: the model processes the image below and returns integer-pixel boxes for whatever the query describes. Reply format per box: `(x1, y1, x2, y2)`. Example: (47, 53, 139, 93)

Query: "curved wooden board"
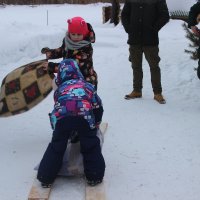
(0, 59, 54, 117)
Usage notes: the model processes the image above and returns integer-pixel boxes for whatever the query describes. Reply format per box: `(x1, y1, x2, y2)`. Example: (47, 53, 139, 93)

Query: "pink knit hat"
(67, 17, 89, 38)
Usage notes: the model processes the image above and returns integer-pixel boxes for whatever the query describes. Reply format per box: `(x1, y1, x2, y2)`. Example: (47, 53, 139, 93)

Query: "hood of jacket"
(55, 59, 84, 86)
(85, 23, 95, 43)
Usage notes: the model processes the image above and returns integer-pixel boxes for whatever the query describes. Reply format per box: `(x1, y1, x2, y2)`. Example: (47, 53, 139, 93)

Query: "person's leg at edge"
(125, 45, 143, 99)
(144, 46, 166, 104)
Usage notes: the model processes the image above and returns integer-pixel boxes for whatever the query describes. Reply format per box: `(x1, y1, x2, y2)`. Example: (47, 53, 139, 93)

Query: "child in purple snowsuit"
(37, 59, 105, 187)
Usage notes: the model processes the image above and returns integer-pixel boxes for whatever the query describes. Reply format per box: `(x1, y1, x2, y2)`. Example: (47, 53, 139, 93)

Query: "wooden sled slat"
(28, 178, 51, 200)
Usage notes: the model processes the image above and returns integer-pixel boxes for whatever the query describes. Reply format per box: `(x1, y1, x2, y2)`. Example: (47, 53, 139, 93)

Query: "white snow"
(0, 3, 200, 200)
(166, 0, 196, 11)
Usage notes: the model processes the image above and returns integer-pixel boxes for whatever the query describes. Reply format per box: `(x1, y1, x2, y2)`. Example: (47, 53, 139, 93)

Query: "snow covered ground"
(0, 2, 200, 200)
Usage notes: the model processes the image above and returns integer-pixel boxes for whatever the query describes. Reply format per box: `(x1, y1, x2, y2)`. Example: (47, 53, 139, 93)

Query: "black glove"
(93, 106, 104, 125)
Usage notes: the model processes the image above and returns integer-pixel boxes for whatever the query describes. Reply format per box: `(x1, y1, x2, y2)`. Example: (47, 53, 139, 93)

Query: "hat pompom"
(67, 19, 72, 24)
(81, 20, 86, 26)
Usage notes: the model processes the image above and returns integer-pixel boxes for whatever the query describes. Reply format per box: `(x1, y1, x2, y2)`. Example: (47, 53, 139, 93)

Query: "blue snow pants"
(37, 116, 105, 184)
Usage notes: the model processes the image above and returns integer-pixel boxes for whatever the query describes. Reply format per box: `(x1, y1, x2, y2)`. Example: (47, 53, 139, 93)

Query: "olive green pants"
(129, 45, 162, 94)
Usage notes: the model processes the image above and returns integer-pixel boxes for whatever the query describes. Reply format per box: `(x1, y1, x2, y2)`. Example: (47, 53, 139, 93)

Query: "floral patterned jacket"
(46, 23, 98, 88)
(49, 59, 103, 130)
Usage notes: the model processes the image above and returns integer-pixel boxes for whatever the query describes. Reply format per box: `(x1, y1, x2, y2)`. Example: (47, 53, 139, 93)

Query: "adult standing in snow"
(188, 1, 200, 79)
(121, 0, 169, 104)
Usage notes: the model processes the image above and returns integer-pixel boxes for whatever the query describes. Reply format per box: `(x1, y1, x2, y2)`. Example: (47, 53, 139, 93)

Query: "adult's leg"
(143, 46, 162, 94)
(129, 45, 143, 92)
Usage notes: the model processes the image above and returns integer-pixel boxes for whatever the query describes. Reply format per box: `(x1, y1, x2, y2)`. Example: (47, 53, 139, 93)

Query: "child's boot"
(86, 179, 102, 187)
(41, 182, 52, 188)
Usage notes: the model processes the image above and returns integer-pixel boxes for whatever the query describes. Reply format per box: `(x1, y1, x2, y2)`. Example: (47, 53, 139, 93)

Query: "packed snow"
(167, 0, 195, 11)
(0, 2, 200, 200)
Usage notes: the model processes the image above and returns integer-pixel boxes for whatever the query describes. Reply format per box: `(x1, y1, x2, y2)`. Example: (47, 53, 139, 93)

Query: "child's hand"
(41, 47, 51, 59)
(191, 26, 200, 37)
(41, 47, 50, 54)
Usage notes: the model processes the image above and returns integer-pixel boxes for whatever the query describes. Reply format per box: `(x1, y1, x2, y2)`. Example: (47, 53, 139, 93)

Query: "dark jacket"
(188, 2, 200, 28)
(121, 0, 169, 46)
(46, 23, 98, 88)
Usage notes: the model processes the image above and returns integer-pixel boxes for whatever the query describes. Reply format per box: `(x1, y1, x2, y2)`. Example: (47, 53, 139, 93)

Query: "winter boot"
(124, 91, 142, 100)
(154, 94, 166, 104)
(41, 182, 52, 188)
(86, 179, 102, 187)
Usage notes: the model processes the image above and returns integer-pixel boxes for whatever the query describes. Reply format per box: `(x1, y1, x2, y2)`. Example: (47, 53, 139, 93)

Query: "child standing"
(37, 59, 105, 187)
(42, 16, 98, 89)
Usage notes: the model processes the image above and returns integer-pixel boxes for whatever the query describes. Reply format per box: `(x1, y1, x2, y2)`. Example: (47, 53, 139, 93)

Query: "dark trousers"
(197, 47, 200, 79)
(37, 116, 105, 184)
(129, 45, 162, 94)
(198, 60, 200, 79)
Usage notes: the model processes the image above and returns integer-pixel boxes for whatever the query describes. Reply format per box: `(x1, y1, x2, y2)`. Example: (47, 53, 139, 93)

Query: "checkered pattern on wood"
(0, 59, 54, 117)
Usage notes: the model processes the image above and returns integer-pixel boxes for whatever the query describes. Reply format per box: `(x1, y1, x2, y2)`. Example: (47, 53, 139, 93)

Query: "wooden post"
(47, 10, 48, 26)
(102, 6, 112, 24)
